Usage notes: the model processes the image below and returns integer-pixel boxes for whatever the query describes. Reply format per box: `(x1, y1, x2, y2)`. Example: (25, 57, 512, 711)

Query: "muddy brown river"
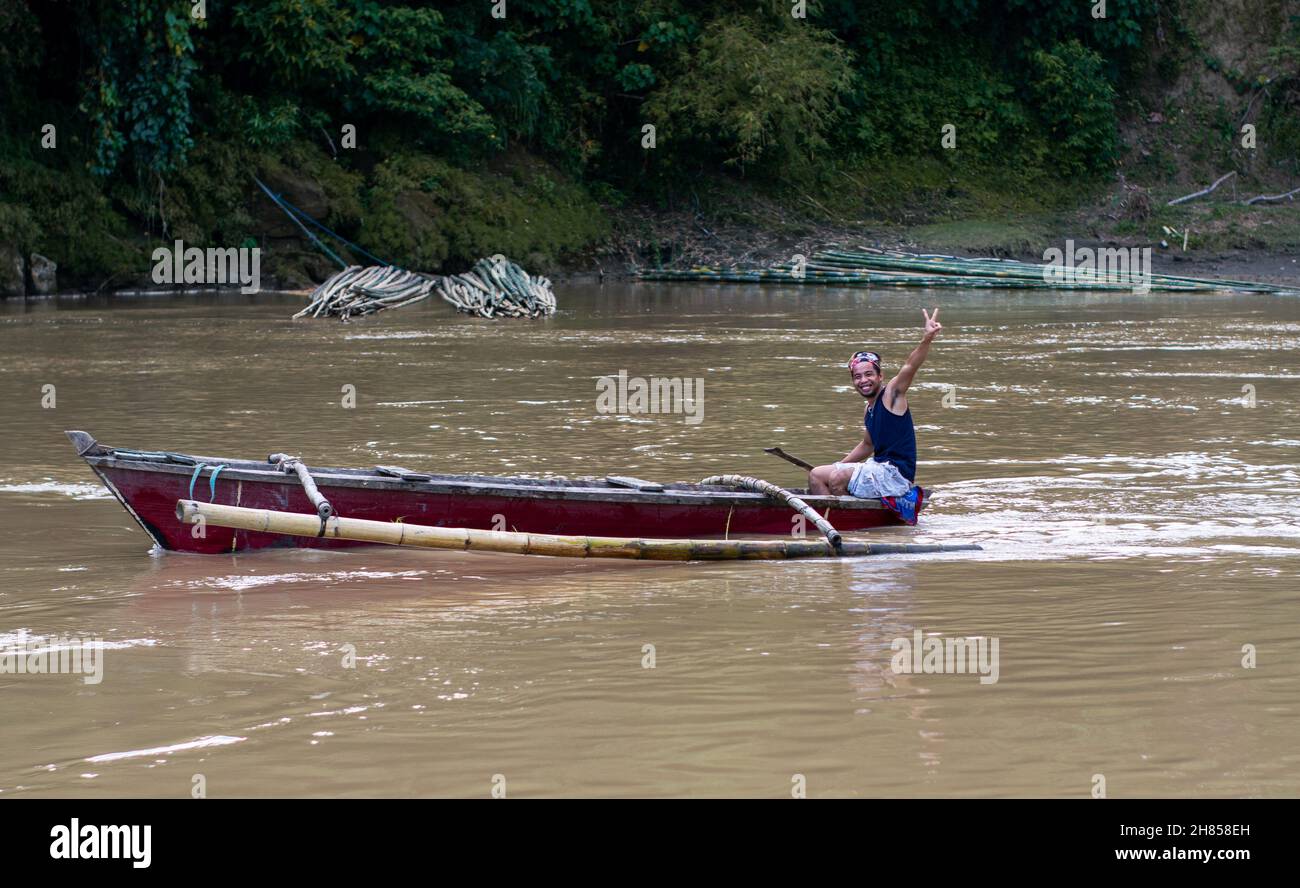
(2, 282, 1298, 797)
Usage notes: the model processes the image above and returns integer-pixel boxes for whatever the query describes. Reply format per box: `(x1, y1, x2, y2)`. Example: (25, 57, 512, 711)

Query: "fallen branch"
(1167, 171, 1237, 206)
(800, 192, 833, 217)
(1244, 186, 1300, 206)
(1238, 82, 1272, 127)
(838, 169, 867, 189)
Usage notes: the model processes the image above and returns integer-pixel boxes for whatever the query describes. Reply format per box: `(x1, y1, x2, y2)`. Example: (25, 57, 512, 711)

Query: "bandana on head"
(849, 351, 881, 373)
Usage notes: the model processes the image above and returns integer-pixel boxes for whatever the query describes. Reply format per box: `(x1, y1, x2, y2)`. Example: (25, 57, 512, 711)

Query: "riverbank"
(598, 167, 1300, 288)
(12, 196, 1300, 299)
(5, 145, 1300, 298)
(601, 209, 1300, 289)
(4, 0, 1298, 299)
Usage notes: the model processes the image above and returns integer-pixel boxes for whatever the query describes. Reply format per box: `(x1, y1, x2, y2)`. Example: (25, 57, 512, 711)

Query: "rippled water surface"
(1, 283, 1298, 796)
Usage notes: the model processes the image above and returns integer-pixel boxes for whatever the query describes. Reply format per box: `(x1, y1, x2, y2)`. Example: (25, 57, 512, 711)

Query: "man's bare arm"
(842, 430, 872, 463)
(890, 307, 943, 400)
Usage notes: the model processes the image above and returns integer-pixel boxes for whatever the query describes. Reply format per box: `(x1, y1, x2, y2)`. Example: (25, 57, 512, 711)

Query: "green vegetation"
(643, 19, 854, 177)
(0, 1, 1297, 289)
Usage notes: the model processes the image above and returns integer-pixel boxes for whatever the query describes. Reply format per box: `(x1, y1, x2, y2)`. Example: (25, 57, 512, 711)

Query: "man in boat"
(807, 309, 942, 517)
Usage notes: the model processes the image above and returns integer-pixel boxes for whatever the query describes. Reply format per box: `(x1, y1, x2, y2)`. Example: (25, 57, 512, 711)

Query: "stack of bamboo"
(437, 256, 557, 318)
(294, 256, 556, 321)
(637, 246, 1295, 294)
(293, 266, 435, 320)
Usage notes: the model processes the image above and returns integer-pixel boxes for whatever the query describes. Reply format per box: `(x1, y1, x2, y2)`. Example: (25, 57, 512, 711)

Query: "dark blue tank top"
(865, 393, 917, 482)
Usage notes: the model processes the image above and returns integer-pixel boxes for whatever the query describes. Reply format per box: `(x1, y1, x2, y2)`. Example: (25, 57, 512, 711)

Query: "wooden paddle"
(764, 447, 815, 471)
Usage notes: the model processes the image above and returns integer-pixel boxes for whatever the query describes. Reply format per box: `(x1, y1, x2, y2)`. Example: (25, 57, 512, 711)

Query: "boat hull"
(69, 432, 918, 554)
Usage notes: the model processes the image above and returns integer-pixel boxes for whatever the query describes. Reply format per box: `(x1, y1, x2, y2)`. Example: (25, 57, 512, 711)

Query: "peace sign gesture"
(922, 307, 943, 340)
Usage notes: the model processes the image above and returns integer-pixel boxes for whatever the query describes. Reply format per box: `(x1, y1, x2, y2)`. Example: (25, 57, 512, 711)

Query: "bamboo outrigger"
(177, 500, 979, 561)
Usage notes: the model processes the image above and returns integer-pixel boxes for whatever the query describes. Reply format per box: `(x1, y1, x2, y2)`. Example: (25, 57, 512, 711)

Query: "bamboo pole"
(175, 500, 980, 561)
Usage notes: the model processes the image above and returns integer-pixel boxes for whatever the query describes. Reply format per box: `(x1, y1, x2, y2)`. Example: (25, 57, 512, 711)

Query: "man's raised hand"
(923, 307, 943, 340)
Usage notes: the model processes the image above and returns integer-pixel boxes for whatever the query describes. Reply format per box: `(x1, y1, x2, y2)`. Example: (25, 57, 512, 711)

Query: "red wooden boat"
(67, 430, 923, 554)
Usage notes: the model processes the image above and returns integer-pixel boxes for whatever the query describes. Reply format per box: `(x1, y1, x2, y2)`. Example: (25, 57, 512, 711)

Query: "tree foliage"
(1029, 40, 1119, 176)
(10, 0, 1263, 281)
(644, 20, 853, 175)
(23, 0, 1171, 187)
(79, 0, 198, 177)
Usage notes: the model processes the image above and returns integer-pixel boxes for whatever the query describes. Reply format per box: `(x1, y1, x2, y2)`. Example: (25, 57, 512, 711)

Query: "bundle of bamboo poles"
(294, 256, 556, 321)
(808, 247, 1288, 293)
(437, 256, 557, 318)
(176, 500, 981, 561)
(293, 266, 434, 320)
(637, 246, 1296, 294)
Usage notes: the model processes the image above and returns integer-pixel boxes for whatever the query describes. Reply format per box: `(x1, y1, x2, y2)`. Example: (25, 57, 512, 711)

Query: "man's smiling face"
(851, 362, 883, 399)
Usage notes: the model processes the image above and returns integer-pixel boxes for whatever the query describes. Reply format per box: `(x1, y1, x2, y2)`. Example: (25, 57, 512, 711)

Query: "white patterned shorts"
(834, 459, 913, 498)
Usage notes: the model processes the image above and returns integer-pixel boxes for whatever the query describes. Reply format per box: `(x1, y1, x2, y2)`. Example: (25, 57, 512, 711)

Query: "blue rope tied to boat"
(188, 463, 228, 502)
(208, 464, 226, 501)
